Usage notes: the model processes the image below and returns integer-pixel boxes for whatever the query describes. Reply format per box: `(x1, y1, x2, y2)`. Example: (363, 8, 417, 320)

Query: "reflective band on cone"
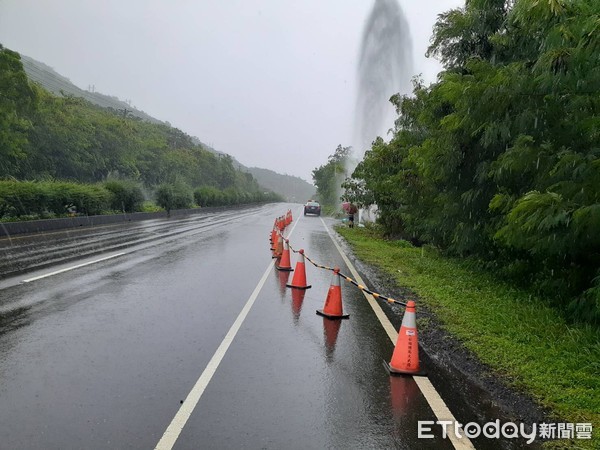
(316, 267, 349, 320)
(384, 300, 426, 376)
(276, 239, 294, 271)
(287, 249, 312, 289)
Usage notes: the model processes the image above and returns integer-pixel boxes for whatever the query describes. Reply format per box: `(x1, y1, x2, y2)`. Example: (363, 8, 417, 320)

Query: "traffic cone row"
(276, 239, 294, 271)
(270, 228, 278, 249)
(272, 233, 283, 259)
(269, 213, 423, 376)
(270, 212, 289, 256)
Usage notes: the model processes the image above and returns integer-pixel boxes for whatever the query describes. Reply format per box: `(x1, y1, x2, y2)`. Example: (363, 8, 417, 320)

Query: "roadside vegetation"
(312, 0, 599, 446)
(0, 179, 280, 222)
(311, 145, 354, 208)
(339, 0, 600, 327)
(338, 225, 599, 449)
(0, 45, 282, 222)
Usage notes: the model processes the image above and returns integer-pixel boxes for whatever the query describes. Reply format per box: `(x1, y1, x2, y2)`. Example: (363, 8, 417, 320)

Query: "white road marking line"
(155, 215, 302, 450)
(320, 218, 475, 450)
(21, 252, 128, 283)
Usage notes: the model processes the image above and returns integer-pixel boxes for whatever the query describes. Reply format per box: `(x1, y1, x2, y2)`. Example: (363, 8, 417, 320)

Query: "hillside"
(20, 55, 165, 125)
(246, 167, 315, 203)
(19, 54, 313, 201)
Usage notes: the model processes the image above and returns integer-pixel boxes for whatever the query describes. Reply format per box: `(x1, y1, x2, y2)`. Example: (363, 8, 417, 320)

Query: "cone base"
(286, 284, 312, 290)
(276, 266, 294, 272)
(316, 309, 349, 320)
(382, 360, 427, 377)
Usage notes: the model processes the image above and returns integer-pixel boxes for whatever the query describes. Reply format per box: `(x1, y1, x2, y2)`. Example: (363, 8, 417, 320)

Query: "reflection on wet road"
(0, 204, 457, 449)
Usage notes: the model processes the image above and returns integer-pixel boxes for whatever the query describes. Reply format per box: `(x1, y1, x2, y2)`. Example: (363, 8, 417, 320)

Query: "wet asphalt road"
(0, 204, 454, 449)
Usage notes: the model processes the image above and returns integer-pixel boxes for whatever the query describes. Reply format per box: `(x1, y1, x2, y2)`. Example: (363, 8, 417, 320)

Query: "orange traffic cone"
(384, 300, 426, 376)
(286, 249, 311, 289)
(276, 239, 294, 271)
(316, 267, 349, 319)
(272, 233, 283, 259)
(289, 209, 293, 224)
(270, 228, 278, 250)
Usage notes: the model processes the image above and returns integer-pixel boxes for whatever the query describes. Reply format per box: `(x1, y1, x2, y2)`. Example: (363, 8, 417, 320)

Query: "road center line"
(22, 252, 128, 283)
(155, 214, 301, 450)
(319, 218, 475, 450)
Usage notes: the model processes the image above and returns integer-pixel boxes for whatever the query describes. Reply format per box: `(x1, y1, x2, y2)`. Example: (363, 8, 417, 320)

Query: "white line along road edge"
(155, 214, 302, 450)
(319, 217, 475, 450)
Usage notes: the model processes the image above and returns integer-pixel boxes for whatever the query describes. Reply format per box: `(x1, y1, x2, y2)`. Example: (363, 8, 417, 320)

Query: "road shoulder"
(331, 224, 576, 449)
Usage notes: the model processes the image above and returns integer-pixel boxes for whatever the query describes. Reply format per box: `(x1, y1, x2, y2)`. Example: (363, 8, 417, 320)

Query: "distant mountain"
(20, 54, 314, 201)
(246, 167, 315, 203)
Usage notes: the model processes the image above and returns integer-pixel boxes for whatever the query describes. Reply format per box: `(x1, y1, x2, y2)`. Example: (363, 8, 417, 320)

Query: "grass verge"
(337, 226, 599, 449)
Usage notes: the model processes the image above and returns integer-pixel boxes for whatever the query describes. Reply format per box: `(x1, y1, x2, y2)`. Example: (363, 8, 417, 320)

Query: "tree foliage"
(346, 0, 600, 324)
(0, 46, 36, 174)
(312, 145, 352, 207)
(155, 182, 193, 213)
(0, 180, 111, 217)
(104, 180, 144, 213)
(0, 46, 281, 217)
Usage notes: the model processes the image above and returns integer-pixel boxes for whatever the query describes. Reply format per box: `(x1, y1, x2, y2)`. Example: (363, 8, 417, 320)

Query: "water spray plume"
(351, 0, 414, 173)
(344, 0, 413, 223)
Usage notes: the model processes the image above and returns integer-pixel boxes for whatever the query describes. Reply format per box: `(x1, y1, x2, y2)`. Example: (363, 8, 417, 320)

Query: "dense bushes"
(0, 180, 111, 218)
(0, 179, 283, 221)
(194, 186, 223, 207)
(155, 182, 194, 213)
(104, 180, 144, 213)
(342, 0, 600, 325)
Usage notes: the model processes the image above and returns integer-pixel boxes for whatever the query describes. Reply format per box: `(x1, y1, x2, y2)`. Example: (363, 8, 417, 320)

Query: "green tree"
(104, 180, 144, 213)
(155, 182, 193, 215)
(347, 0, 600, 324)
(312, 145, 351, 207)
(0, 46, 36, 174)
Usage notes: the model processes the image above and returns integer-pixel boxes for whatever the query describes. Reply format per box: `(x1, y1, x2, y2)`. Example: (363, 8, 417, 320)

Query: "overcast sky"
(0, 0, 462, 183)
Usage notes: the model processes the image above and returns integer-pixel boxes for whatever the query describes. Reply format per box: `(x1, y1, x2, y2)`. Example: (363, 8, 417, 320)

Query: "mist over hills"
(20, 54, 315, 202)
(245, 167, 315, 204)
